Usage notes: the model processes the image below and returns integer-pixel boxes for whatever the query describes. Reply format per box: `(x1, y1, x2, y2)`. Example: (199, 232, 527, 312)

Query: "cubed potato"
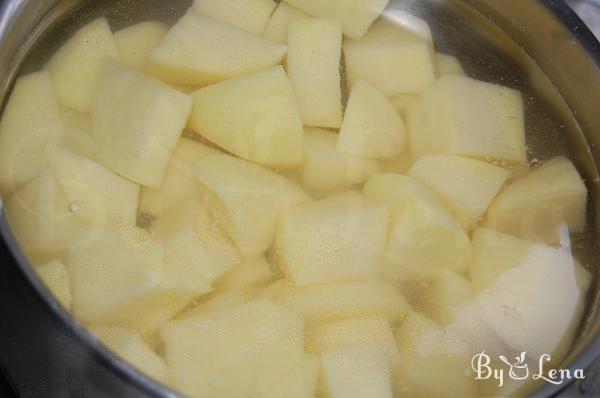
(337, 80, 407, 159)
(262, 279, 410, 324)
(181, 286, 263, 318)
(148, 12, 286, 86)
(58, 108, 96, 159)
(406, 75, 527, 163)
(389, 94, 416, 113)
(161, 300, 312, 398)
(299, 127, 381, 193)
(364, 174, 472, 275)
(486, 157, 588, 243)
(153, 197, 241, 286)
(193, 154, 311, 260)
(394, 311, 438, 353)
(420, 271, 473, 325)
(397, 353, 477, 398)
(67, 225, 212, 335)
(286, 18, 343, 128)
(283, 0, 389, 40)
(46, 18, 121, 112)
(344, 19, 435, 97)
(217, 256, 274, 291)
(114, 21, 169, 72)
(37, 259, 71, 309)
(264, 2, 309, 43)
(139, 138, 221, 217)
(90, 325, 171, 385)
(189, 66, 304, 169)
(475, 243, 582, 357)
(275, 191, 389, 285)
(409, 155, 510, 230)
(306, 316, 401, 368)
(91, 60, 192, 187)
(192, 0, 277, 35)
(0, 72, 64, 196)
(321, 346, 393, 398)
(435, 53, 465, 77)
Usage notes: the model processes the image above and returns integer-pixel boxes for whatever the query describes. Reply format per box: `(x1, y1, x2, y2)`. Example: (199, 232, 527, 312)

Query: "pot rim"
(0, 1, 599, 397)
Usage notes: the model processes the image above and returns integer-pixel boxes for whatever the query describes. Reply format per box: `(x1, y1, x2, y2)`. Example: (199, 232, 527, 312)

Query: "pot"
(0, 0, 598, 397)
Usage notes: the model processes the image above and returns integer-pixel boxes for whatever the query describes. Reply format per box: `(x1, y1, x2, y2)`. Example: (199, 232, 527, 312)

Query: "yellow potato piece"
(114, 21, 168, 72)
(37, 259, 71, 309)
(264, 2, 308, 44)
(192, 0, 277, 35)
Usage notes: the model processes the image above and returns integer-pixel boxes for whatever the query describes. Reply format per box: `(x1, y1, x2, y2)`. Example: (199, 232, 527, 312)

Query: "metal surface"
(0, 0, 599, 397)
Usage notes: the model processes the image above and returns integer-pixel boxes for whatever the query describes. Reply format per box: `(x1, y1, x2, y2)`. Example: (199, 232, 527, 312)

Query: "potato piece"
(58, 108, 96, 159)
(263, 279, 410, 324)
(283, 0, 389, 40)
(409, 155, 510, 230)
(406, 75, 527, 163)
(394, 311, 438, 353)
(321, 346, 393, 398)
(364, 174, 472, 275)
(91, 60, 192, 187)
(264, 2, 308, 43)
(0, 72, 64, 196)
(299, 127, 381, 193)
(276, 191, 389, 286)
(435, 53, 465, 77)
(194, 154, 310, 260)
(389, 94, 415, 113)
(161, 301, 311, 398)
(90, 325, 171, 385)
(344, 19, 435, 97)
(183, 286, 263, 318)
(421, 271, 473, 325)
(190, 66, 303, 169)
(307, 316, 401, 368)
(153, 197, 241, 286)
(486, 157, 588, 243)
(148, 12, 286, 86)
(67, 225, 211, 334)
(114, 21, 168, 72)
(217, 256, 274, 291)
(139, 138, 220, 217)
(37, 259, 71, 309)
(192, 0, 277, 35)
(337, 80, 407, 159)
(46, 18, 121, 112)
(287, 18, 343, 128)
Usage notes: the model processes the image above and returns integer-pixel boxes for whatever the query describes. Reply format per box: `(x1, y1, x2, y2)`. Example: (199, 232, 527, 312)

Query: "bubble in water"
(69, 203, 80, 213)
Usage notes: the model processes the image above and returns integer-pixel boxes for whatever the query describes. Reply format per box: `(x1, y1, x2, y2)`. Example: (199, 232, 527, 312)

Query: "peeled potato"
(192, 0, 277, 36)
(114, 21, 169, 72)
(148, 11, 286, 86)
(37, 259, 71, 309)
(486, 156, 588, 243)
(46, 18, 121, 112)
(264, 2, 309, 43)
(189, 66, 304, 169)
(217, 256, 274, 291)
(409, 155, 510, 230)
(435, 53, 465, 77)
(420, 271, 474, 325)
(286, 18, 343, 129)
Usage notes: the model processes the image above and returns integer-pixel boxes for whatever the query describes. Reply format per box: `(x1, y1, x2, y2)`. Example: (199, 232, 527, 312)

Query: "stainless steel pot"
(0, 0, 598, 397)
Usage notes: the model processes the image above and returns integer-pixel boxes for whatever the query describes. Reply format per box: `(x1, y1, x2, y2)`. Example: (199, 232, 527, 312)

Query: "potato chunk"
(148, 12, 286, 86)
(409, 155, 510, 230)
(153, 197, 241, 286)
(192, 0, 277, 35)
(420, 271, 473, 325)
(275, 191, 389, 285)
(37, 259, 71, 309)
(217, 256, 274, 291)
(283, 0, 389, 40)
(486, 157, 587, 243)
(46, 18, 121, 112)
(0, 72, 64, 195)
(406, 75, 527, 163)
(344, 19, 435, 97)
(161, 301, 315, 398)
(139, 138, 221, 217)
(364, 174, 472, 275)
(67, 226, 211, 335)
(114, 21, 168, 72)
(190, 66, 304, 169)
(193, 154, 310, 260)
(337, 80, 407, 159)
(321, 346, 393, 398)
(91, 61, 191, 187)
(264, 2, 308, 43)
(299, 127, 381, 193)
(91, 325, 171, 385)
(435, 53, 465, 77)
(287, 18, 343, 128)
